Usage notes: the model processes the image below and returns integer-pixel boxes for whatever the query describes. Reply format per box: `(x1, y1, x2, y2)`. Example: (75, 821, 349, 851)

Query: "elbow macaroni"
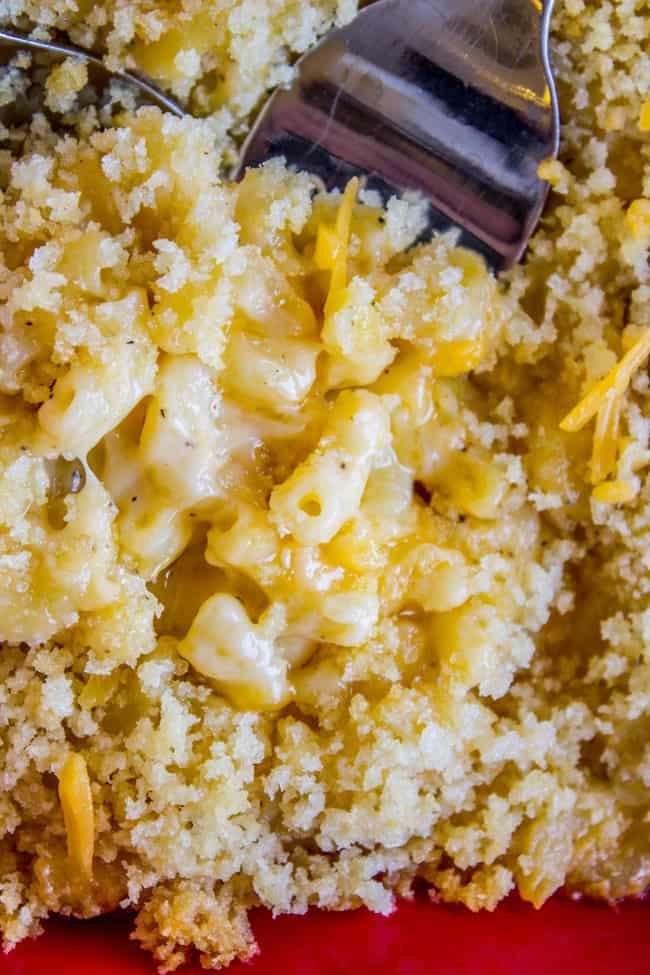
(178, 594, 291, 710)
(223, 332, 320, 411)
(38, 339, 157, 456)
(139, 355, 224, 507)
(269, 390, 391, 546)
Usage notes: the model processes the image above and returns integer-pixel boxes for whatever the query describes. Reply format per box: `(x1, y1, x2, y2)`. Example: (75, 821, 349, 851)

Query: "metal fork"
(0, 0, 558, 269)
(238, 0, 559, 269)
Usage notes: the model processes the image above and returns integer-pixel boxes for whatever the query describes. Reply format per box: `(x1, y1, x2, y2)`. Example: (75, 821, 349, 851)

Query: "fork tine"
(237, 0, 559, 270)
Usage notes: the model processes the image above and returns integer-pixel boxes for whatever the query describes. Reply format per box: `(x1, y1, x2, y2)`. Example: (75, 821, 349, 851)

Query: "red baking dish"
(1, 894, 648, 975)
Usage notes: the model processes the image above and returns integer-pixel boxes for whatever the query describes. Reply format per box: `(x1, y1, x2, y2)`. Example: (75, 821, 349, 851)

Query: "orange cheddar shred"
(560, 329, 650, 499)
(58, 752, 95, 881)
(315, 177, 359, 318)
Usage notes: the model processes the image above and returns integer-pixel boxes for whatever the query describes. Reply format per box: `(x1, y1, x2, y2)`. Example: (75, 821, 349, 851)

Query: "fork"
(0, 0, 558, 269)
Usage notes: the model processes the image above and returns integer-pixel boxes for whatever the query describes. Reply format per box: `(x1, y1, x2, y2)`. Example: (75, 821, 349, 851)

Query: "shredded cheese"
(58, 752, 95, 880)
(589, 387, 623, 484)
(640, 100, 650, 133)
(560, 329, 650, 432)
(537, 158, 564, 188)
(625, 199, 650, 241)
(315, 177, 359, 318)
(592, 479, 636, 505)
(560, 329, 650, 490)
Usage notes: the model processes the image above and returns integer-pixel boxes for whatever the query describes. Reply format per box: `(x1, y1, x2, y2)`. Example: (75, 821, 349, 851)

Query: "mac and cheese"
(0, 0, 649, 971)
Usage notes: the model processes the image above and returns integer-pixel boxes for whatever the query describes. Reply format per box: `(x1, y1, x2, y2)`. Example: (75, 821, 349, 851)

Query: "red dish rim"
(2, 892, 649, 975)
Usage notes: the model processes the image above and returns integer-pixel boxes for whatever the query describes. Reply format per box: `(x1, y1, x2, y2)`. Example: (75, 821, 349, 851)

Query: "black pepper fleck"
(413, 480, 432, 505)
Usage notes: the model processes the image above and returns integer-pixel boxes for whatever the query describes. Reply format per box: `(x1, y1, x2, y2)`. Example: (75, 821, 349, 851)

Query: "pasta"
(269, 390, 392, 545)
(178, 595, 291, 710)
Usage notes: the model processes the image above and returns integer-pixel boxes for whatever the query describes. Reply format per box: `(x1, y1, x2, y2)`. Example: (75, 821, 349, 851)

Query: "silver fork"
(0, 0, 558, 270)
(239, 0, 559, 269)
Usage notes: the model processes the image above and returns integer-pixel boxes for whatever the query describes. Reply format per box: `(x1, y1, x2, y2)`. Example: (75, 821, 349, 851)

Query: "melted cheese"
(58, 752, 94, 880)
